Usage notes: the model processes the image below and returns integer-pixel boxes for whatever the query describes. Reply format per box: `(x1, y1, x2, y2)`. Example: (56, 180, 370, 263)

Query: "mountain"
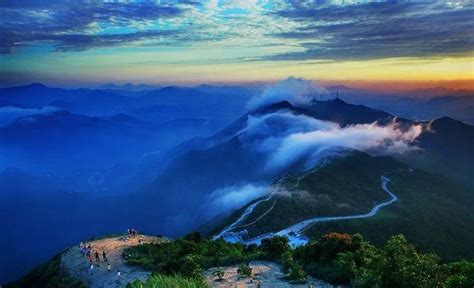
(325, 85, 474, 124)
(136, 97, 473, 237)
(0, 84, 253, 125)
(0, 83, 134, 116)
(214, 150, 474, 260)
(407, 116, 474, 185)
(99, 83, 160, 91)
(0, 110, 151, 170)
(0, 168, 94, 283)
(131, 99, 411, 234)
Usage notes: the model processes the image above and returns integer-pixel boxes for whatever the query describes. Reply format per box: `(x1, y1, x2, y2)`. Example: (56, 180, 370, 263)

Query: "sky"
(0, 0, 473, 89)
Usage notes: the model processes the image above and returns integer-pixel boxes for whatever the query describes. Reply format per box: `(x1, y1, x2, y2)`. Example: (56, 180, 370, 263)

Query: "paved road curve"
(275, 176, 397, 236)
(218, 176, 398, 246)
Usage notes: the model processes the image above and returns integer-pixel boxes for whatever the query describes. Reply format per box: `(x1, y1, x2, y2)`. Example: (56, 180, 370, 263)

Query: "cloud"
(239, 111, 423, 172)
(206, 184, 269, 217)
(247, 77, 328, 110)
(0, 106, 61, 126)
(3, 1, 470, 62)
(0, 1, 196, 53)
(266, 1, 474, 61)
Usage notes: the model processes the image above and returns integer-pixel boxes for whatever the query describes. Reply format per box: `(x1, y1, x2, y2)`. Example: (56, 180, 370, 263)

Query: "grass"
(127, 274, 208, 288)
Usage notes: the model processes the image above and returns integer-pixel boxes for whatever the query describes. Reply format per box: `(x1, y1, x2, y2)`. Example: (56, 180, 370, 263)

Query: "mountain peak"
(329, 98, 348, 105)
(432, 116, 469, 128)
(252, 100, 295, 114)
(26, 83, 47, 89)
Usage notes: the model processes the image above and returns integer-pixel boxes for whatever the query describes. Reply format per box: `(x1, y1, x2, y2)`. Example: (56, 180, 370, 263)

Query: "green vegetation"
(219, 152, 474, 260)
(304, 168, 474, 260)
(126, 232, 473, 287)
(236, 263, 252, 278)
(127, 274, 208, 288)
(230, 152, 405, 237)
(288, 263, 306, 282)
(281, 250, 293, 273)
(5, 253, 85, 288)
(125, 232, 260, 276)
(292, 233, 474, 287)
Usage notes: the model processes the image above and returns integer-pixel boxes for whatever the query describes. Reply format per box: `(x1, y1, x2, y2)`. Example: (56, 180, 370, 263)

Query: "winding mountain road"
(275, 176, 396, 236)
(217, 176, 398, 246)
(213, 193, 274, 239)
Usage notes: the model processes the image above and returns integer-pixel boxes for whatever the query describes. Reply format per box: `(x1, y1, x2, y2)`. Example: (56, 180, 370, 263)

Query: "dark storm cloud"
(266, 1, 474, 61)
(0, 0, 197, 53)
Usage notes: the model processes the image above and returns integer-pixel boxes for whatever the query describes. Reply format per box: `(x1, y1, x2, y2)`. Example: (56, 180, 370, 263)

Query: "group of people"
(127, 228, 138, 238)
(79, 242, 116, 276)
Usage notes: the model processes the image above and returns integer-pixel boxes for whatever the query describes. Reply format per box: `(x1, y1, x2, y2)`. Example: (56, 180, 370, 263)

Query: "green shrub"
(126, 233, 260, 277)
(289, 263, 306, 282)
(260, 236, 290, 260)
(127, 274, 208, 288)
(445, 260, 474, 288)
(281, 250, 294, 274)
(237, 263, 252, 278)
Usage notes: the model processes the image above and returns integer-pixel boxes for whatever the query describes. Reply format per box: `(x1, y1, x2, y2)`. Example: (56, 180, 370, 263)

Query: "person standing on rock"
(94, 251, 100, 262)
(107, 263, 111, 272)
(117, 269, 121, 278)
(89, 263, 94, 274)
(102, 251, 107, 262)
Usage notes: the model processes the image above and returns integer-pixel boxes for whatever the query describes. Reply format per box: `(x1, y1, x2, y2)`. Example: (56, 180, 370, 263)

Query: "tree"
(289, 263, 306, 282)
(237, 263, 252, 278)
(320, 232, 354, 260)
(281, 251, 294, 274)
(180, 255, 203, 279)
(445, 260, 474, 288)
(261, 236, 290, 260)
(378, 235, 447, 288)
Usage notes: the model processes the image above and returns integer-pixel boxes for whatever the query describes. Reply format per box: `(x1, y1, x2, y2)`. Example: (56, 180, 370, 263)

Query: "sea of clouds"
(210, 77, 425, 216)
(0, 106, 61, 126)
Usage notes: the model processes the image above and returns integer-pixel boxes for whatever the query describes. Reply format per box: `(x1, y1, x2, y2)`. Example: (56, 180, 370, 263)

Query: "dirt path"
(61, 235, 166, 288)
(205, 261, 333, 288)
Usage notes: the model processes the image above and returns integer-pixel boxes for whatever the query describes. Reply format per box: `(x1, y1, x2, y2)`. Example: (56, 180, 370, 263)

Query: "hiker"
(107, 263, 111, 272)
(102, 251, 107, 262)
(87, 250, 92, 262)
(94, 251, 100, 262)
(89, 263, 94, 274)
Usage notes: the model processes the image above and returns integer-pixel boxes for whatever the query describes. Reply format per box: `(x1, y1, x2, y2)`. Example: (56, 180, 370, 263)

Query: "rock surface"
(61, 235, 165, 288)
(205, 261, 333, 288)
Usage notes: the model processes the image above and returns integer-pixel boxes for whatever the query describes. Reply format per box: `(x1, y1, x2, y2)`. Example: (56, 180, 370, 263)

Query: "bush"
(125, 234, 260, 277)
(180, 255, 204, 279)
(281, 250, 294, 274)
(237, 263, 252, 278)
(289, 263, 306, 282)
(127, 274, 207, 288)
(260, 236, 290, 260)
(377, 235, 447, 288)
(445, 260, 474, 288)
